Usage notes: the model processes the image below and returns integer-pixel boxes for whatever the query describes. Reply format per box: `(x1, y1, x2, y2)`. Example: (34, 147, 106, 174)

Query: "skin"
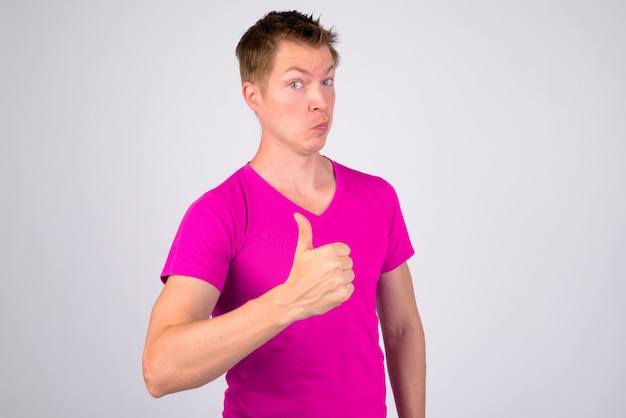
(142, 40, 426, 417)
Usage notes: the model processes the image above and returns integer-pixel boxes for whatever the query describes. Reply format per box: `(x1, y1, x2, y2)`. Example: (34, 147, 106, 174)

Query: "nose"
(309, 85, 328, 112)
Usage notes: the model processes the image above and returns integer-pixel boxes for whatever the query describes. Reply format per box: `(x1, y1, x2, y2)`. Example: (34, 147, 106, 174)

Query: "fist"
(284, 213, 355, 319)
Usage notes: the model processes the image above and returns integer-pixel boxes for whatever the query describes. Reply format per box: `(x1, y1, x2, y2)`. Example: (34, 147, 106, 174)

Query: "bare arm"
(377, 262, 426, 418)
(142, 213, 355, 398)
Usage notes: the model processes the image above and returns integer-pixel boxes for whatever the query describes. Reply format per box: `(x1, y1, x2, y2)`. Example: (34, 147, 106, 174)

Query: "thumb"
(293, 212, 313, 254)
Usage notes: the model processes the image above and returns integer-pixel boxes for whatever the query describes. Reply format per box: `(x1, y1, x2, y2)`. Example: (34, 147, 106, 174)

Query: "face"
(246, 41, 336, 156)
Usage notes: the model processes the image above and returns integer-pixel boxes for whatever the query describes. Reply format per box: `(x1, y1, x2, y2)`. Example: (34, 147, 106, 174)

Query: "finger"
(332, 253, 354, 271)
(343, 282, 355, 298)
(344, 268, 355, 283)
(293, 212, 314, 254)
(328, 242, 351, 257)
(343, 256, 354, 271)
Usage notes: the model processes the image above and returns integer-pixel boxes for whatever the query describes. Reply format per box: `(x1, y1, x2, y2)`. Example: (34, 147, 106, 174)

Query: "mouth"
(312, 121, 329, 132)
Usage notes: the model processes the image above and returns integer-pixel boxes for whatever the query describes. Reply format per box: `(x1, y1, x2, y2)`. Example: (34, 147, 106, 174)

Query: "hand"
(281, 212, 355, 320)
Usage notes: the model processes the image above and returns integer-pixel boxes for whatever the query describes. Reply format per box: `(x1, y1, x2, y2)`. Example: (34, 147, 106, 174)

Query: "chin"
(307, 137, 328, 153)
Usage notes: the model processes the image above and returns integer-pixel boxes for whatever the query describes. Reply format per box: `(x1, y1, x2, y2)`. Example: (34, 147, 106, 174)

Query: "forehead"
(271, 41, 334, 75)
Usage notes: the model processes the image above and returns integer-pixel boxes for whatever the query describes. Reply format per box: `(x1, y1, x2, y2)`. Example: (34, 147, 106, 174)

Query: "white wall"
(1, 0, 624, 417)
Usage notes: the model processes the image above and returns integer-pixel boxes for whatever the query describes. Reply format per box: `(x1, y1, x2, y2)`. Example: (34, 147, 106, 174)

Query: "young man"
(143, 10, 426, 418)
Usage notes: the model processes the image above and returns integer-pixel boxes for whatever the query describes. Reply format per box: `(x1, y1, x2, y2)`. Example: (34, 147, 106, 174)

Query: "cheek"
(267, 94, 298, 117)
(326, 90, 336, 105)
(274, 96, 305, 117)
(327, 94, 336, 114)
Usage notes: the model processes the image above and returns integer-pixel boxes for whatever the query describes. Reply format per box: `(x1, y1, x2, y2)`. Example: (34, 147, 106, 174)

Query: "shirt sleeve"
(381, 181, 415, 273)
(160, 192, 235, 292)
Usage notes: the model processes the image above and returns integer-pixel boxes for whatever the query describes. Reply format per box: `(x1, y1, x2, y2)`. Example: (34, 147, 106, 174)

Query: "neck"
(250, 151, 332, 188)
(249, 151, 336, 215)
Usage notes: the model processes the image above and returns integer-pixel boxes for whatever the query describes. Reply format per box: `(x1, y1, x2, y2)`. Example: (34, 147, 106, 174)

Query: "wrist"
(258, 283, 304, 328)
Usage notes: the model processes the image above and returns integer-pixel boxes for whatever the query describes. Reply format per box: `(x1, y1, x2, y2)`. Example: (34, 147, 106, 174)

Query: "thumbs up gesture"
(281, 213, 355, 321)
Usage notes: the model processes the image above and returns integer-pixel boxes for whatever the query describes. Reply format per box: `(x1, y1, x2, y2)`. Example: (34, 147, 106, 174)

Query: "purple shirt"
(162, 160, 414, 417)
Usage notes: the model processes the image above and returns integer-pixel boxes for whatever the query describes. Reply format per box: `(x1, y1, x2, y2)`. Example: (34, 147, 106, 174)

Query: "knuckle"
(341, 284, 355, 300)
(328, 275, 344, 287)
(321, 245, 336, 257)
(328, 258, 342, 270)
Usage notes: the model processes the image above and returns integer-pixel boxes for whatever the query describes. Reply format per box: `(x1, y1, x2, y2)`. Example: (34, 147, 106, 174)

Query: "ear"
(242, 81, 262, 113)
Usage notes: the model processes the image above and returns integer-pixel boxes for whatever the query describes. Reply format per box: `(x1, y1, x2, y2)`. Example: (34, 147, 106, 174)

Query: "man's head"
(236, 10, 340, 92)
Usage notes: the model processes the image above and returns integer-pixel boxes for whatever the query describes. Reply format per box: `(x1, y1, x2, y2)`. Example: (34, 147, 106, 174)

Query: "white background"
(1, 0, 625, 417)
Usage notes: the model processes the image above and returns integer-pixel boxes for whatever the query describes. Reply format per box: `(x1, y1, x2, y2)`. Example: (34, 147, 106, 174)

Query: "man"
(143, 10, 426, 418)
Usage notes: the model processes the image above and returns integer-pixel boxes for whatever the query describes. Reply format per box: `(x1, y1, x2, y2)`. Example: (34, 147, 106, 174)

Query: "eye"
(322, 78, 334, 87)
(289, 81, 303, 89)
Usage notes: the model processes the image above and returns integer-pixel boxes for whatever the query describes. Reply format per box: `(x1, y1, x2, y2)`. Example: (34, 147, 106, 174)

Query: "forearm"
(385, 326, 426, 418)
(143, 286, 297, 398)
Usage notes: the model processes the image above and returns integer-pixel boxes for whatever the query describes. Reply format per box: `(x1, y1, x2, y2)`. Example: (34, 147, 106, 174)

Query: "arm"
(142, 275, 289, 398)
(377, 262, 426, 418)
(142, 213, 355, 398)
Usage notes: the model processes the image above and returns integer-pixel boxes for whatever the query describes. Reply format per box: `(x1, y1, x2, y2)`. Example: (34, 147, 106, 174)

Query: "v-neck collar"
(243, 158, 342, 219)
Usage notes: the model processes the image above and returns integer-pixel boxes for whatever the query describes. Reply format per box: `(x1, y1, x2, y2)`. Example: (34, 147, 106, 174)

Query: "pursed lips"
(312, 120, 329, 132)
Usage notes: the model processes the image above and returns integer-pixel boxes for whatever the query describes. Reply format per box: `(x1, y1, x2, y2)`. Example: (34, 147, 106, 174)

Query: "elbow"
(146, 384, 166, 399)
(142, 353, 168, 398)
(144, 377, 166, 399)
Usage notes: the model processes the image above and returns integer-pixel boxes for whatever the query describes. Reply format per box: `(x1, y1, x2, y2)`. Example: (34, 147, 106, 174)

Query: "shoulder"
(171, 166, 253, 264)
(333, 160, 396, 196)
(333, 160, 389, 184)
(332, 160, 407, 223)
(189, 166, 250, 211)
(180, 166, 252, 232)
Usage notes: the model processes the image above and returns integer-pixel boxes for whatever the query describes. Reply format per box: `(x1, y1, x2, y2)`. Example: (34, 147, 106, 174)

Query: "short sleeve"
(381, 182, 414, 273)
(160, 192, 235, 292)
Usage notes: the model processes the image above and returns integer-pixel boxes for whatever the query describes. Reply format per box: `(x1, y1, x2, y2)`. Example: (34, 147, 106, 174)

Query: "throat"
(249, 155, 337, 215)
(284, 183, 335, 216)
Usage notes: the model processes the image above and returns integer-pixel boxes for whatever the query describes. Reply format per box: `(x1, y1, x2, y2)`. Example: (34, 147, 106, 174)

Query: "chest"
(214, 197, 389, 315)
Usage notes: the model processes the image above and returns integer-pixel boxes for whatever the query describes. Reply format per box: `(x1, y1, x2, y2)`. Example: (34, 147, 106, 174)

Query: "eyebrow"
(283, 64, 336, 76)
